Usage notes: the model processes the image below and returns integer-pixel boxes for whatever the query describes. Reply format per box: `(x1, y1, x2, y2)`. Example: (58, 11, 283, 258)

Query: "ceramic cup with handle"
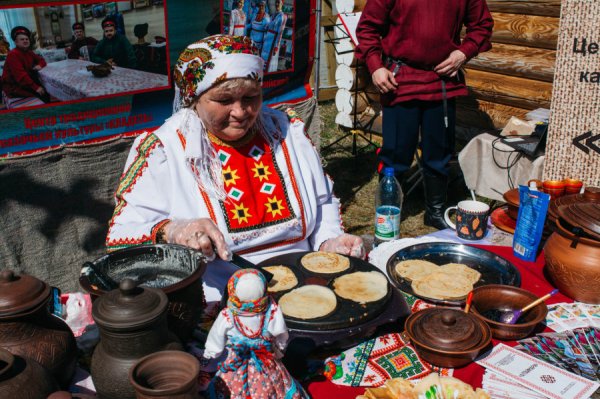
(444, 200, 490, 240)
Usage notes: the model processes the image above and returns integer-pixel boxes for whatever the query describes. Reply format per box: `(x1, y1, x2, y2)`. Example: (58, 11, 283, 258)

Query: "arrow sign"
(573, 131, 592, 154)
(586, 133, 600, 155)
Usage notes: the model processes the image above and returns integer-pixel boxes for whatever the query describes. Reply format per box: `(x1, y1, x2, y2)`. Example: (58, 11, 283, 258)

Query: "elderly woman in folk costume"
(204, 268, 308, 398)
(106, 34, 364, 302)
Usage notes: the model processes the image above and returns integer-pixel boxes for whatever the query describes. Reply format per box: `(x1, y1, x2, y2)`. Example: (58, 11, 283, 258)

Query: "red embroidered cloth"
(305, 245, 572, 398)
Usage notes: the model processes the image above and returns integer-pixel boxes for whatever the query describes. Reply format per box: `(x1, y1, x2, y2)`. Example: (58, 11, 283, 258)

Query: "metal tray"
(257, 251, 394, 331)
(386, 242, 521, 306)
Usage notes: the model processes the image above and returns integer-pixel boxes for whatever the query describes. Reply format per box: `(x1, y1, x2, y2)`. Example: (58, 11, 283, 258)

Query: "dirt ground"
(318, 100, 471, 244)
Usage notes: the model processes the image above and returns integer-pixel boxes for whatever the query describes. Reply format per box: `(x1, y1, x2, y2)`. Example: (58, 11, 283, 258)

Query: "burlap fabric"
(544, 0, 600, 184)
(0, 98, 320, 292)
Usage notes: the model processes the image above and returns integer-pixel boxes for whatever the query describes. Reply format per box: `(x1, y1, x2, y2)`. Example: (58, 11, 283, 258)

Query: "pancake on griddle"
(263, 265, 298, 293)
(438, 263, 481, 285)
(300, 251, 350, 274)
(279, 285, 337, 319)
(411, 272, 472, 300)
(332, 271, 388, 304)
(394, 259, 439, 281)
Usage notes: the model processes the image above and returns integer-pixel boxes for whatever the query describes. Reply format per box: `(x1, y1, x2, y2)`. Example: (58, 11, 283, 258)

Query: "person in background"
(106, 35, 364, 302)
(229, 0, 247, 37)
(248, 0, 270, 52)
(355, 0, 493, 229)
(261, 0, 287, 72)
(91, 16, 137, 68)
(67, 22, 98, 60)
(0, 28, 10, 56)
(1, 26, 49, 105)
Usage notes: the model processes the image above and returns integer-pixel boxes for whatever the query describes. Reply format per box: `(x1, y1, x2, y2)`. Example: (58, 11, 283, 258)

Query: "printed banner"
(0, 0, 315, 157)
(543, 0, 600, 184)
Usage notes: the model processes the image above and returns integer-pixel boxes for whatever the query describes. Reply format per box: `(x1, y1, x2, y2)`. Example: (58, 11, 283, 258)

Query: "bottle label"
(375, 205, 401, 241)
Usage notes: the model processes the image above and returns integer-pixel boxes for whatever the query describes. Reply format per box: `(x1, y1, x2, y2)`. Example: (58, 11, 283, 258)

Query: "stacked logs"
(332, 0, 382, 133)
(458, 0, 560, 129)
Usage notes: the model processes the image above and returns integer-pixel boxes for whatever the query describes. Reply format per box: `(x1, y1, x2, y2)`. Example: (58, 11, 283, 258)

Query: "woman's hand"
(164, 219, 231, 261)
(320, 234, 366, 259)
(433, 50, 467, 78)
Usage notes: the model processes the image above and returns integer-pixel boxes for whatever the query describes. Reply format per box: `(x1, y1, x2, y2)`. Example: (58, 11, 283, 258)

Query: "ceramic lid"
(558, 202, 600, 241)
(548, 187, 600, 223)
(92, 278, 169, 330)
(406, 308, 483, 351)
(503, 188, 519, 207)
(0, 270, 51, 318)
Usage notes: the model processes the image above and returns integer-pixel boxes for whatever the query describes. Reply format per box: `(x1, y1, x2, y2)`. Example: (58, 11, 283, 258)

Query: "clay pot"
(0, 347, 58, 398)
(0, 270, 77, 387)
(544, 219, 600, 304)
(80, 244, 207, 341)
(403, 308, 491, 368)
(91, 279, 183, 399)
(503, 188, 519, 220)
(129, 351, 200, 399)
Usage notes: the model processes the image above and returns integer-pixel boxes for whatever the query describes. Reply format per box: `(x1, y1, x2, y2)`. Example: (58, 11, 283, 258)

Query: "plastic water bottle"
(374, 167, 403, 247)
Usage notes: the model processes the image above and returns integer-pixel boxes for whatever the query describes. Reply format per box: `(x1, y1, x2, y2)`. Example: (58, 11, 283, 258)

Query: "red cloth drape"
(305, 245, 569, 398)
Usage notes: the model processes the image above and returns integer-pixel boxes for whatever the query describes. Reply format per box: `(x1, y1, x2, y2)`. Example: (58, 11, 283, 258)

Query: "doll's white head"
(235, 273, 265, 302)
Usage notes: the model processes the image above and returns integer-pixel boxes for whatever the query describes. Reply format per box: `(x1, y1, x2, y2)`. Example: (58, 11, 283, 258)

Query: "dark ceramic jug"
(0, 347, 58, 398)
(91, 279, 182, 399)
(0, 270, 77, 387)
(129, 350, 200, 399)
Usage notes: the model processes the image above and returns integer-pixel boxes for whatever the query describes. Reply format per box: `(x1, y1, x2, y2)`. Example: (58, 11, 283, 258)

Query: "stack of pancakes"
(395, 260, 481, 300)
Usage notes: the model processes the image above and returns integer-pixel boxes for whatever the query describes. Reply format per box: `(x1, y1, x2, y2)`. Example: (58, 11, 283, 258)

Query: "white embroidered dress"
(106, 107, 344, 301)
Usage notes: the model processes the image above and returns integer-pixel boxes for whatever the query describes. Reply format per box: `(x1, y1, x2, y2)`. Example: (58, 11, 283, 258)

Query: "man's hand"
(35, 86, 46, 95)
(372, 67, 398, 93)
(434, 50, 467, 78)
(33, 65, 43, 71)
(107, 58, 116, 66)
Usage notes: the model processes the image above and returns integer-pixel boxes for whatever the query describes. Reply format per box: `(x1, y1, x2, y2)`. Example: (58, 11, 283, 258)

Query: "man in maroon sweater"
(356, 0, 493, 229)
(2, 26, 48, 102)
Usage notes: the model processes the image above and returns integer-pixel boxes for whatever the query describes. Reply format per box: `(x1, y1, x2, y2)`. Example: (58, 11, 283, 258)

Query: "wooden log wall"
(460, 0, 560, 129)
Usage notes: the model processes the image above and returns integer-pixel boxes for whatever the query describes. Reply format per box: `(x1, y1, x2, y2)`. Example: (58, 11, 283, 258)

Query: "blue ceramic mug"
(444, 200, 490, 240)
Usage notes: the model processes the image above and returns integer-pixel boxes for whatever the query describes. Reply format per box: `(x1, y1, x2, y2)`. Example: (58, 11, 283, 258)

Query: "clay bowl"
(502, 188, 519, 220)
(470, 284, 548, 341)
(404, 308, 492, 368)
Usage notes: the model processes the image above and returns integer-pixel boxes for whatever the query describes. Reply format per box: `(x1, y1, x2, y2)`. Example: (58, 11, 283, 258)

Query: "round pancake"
(394, 259, 439, 281)
(332, 271, 389, 304)
(411, 272, 473, 300)
(438, 263, 481, 285)
(263, 265, 298, 293)
(300, 251, 350, 274)
(279, 285, 337, 319)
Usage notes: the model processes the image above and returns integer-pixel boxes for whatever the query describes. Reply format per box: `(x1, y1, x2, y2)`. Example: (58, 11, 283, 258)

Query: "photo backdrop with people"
(0, 0, 315, 158)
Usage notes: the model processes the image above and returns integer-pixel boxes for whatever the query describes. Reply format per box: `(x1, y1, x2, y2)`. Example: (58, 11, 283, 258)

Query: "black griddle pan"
(257, 251, 395, 331)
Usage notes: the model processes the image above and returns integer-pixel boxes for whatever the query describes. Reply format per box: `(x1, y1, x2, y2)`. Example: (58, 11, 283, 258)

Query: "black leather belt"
(385, 57, 449, 129)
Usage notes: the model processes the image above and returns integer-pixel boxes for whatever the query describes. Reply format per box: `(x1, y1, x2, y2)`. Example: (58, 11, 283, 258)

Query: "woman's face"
(195, 79, 262, 142)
